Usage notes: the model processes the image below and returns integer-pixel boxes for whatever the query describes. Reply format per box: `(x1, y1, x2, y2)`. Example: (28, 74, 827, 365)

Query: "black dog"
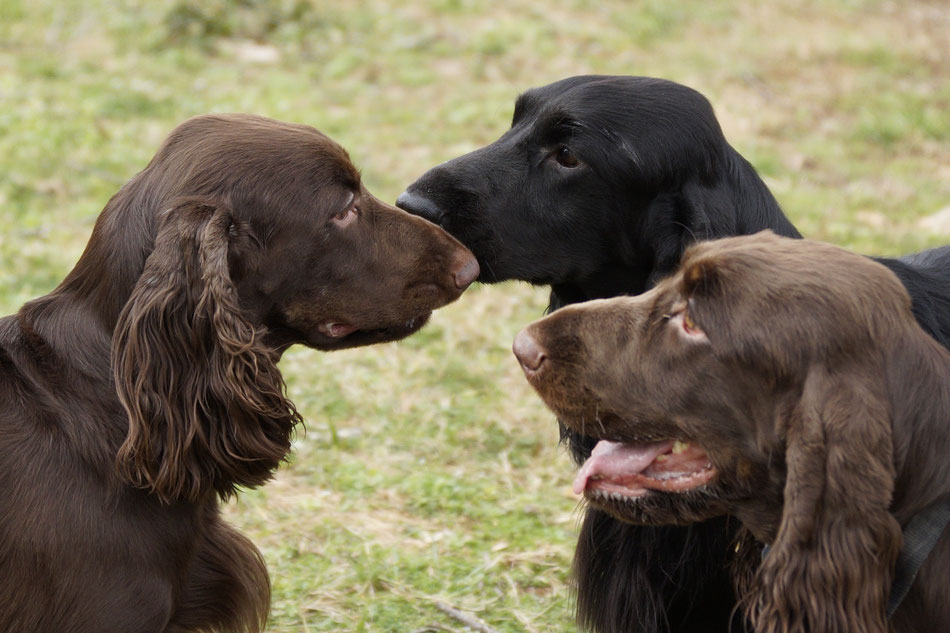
(398, 75, 950, 633)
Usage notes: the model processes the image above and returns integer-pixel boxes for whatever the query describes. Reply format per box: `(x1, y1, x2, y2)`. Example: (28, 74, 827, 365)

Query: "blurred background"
(1, 1, 948, 631)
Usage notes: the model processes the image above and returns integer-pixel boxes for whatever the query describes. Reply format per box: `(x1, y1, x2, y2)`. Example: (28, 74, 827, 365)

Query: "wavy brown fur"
(0, 113, 475, 633)
(114, 201, 300, 503)
(517, 232, 950, 633)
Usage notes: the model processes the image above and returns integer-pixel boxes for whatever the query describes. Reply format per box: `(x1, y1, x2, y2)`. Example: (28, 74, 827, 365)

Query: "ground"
(1, 1, 948, 631)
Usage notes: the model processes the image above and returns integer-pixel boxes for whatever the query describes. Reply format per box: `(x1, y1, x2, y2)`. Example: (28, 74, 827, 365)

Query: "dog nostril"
(453, 257, 480, 289)
(513, 330, 546, 372)
(396, 190, 446, 226)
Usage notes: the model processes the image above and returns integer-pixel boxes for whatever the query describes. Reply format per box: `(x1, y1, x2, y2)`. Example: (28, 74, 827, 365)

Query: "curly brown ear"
(113, 200, 301, 504)
(749, 363, 901, 633)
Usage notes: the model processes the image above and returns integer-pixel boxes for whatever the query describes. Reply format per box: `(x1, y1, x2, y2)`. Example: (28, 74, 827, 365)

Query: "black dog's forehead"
(513, 75, 713, 127)
(509, 77, 726, 180)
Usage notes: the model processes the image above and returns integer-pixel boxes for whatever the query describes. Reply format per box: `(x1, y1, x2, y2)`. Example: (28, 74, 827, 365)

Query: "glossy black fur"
(398, 75, 950, 633)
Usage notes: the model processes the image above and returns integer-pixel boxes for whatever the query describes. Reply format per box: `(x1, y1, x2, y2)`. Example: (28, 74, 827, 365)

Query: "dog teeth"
(591, 489, 635, 503)
(672, 440, 690, 455)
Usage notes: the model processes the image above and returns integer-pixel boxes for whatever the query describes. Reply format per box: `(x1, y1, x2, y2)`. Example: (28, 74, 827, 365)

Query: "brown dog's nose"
(513, 329, 546, 371)
(452, 256, 480, 289)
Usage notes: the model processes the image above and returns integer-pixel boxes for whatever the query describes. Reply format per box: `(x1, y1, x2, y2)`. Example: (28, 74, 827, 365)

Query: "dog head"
(515, 232, 910, 632)
(398, 75, 795, 293)
(71, 114, 476, 502)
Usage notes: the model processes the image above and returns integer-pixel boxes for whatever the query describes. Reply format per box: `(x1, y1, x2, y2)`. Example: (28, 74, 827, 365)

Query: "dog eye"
(682, 310, 701, 335)
(331, 196, 360, 226)
(555, 146, 581, 168)
(669, 302, 707, 342)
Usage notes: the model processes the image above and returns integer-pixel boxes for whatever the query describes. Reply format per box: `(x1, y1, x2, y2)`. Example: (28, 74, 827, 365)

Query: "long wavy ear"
(749, 363, 901, 633)
(113, 199, 301, 504)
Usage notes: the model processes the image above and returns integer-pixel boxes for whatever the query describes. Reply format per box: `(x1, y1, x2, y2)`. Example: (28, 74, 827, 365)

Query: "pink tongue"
(573, 439, 675, 494)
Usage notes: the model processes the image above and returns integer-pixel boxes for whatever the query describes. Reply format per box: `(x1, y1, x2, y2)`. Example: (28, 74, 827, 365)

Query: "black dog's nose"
(396, 190, 445, 225)
(513, 329, 546, 372)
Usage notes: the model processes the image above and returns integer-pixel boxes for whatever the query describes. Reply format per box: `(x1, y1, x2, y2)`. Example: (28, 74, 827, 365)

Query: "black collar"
(759, 495, 950, 619)
(887, 495, 950, 617)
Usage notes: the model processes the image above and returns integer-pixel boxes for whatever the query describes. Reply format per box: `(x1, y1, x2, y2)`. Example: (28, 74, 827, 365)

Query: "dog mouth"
(318, 322, 360, 338)
(317, 313, 431, 346)
(574, 439, 716, 501)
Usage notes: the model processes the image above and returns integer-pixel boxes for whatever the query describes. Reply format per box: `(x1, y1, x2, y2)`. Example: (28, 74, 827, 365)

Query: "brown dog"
(0, 114, 476, 633)
(514, 231, 950, 633)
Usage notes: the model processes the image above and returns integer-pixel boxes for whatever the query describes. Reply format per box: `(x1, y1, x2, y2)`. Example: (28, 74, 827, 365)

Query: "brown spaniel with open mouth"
(0, 113, 476, 633)
(514, 231, 950, 633)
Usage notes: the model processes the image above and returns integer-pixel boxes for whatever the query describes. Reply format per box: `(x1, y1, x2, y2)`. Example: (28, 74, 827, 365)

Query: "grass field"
(2, 1, 949, 631)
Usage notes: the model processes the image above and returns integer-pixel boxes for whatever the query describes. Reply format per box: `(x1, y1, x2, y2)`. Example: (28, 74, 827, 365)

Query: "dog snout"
(452, 254, 480, 289)
(397, 190, 446, 226)
(513, 328, 546, 372)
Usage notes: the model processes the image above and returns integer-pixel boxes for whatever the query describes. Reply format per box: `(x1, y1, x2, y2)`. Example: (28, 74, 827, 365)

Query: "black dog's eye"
(555, 146, 581, 169)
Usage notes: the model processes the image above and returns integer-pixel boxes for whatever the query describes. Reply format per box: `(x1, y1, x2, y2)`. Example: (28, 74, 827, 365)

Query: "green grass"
(2, 1, 949, 631)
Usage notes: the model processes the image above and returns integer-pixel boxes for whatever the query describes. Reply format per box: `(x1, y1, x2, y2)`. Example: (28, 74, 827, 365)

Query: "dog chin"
(586, 487, 727, 526)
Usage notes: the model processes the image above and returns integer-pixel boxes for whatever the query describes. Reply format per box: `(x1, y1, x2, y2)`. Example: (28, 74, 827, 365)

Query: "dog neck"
(549, 268, 649, 311)
(16, 291, 115, 386)
(886, 326, 950, 525)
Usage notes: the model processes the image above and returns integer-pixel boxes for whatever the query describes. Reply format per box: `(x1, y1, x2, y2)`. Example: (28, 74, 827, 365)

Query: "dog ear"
(682, 256, 722, 298)
(749, 363, 901, 633)
(640, 181, 718, 288)
(113, 199, 301, 504)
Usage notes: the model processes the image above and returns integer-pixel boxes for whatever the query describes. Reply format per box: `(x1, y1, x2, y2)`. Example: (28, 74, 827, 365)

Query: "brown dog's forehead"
(167, 113, 360, 180)
(681, 232, 907, 301)
(153, 114, 364, 224)
(674, 232, 917, 369)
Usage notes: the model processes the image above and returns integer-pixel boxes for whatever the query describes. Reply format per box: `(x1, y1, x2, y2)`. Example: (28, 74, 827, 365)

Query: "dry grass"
(2, 0, 949, 631)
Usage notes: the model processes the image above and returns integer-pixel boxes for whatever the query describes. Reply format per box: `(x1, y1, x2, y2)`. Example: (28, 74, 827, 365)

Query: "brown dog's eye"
(669, 302, 707, 342)
(555, 146, 581, 168)
(331, 196, 360, 226)
(682, 310, 701, 335)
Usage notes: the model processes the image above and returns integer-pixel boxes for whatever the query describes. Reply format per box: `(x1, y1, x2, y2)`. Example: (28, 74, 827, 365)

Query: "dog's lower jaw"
(586, 486, 732, 527)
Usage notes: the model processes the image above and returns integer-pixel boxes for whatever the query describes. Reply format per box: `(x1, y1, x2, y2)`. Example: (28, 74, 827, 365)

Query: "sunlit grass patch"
(3, 1, 949, 630)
